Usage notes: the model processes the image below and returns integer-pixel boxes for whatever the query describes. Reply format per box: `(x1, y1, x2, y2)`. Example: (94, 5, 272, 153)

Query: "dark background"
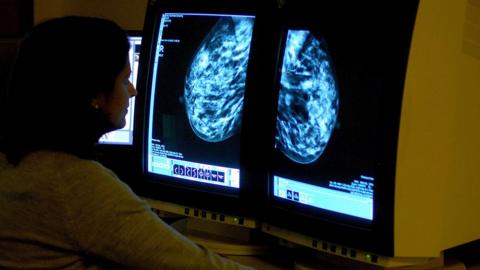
(0, 0, 33, 152)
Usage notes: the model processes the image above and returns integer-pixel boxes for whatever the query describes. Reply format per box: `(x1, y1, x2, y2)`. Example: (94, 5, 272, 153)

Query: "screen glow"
(273, 175, 374, 220)
(146, 13, 255, 189)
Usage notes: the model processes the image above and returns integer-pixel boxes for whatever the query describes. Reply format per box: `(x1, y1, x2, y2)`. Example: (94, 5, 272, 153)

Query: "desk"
(227, 249, 480, 270)
(228, 254, 291, 270)
(158, 207, 480, 270)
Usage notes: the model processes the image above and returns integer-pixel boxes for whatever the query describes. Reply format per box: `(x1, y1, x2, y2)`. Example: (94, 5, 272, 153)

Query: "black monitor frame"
(262, 0, 419, 256)
(132, 0, 279, 219)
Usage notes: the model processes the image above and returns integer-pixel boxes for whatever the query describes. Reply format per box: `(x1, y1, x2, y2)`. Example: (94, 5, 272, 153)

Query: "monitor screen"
(99, 35, 142, 145)
(144, 13, 255, 191)
(263, 1, 419, 256)
(270, 27, 380, 224)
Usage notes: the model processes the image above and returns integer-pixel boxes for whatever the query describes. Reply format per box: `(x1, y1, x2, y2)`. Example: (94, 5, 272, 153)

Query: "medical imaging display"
(272, 29, 379, 221)
(185, 17, 254, 142)
(276, 30, 339, 164)
(146, 13, 255, 189)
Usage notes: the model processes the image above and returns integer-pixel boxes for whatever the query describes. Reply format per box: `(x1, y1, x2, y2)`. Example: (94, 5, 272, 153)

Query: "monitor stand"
(145, 197, 271, 256)
(293, 252, 448, 270)
(262, 223, 449, 270)
(171, 218, 271, 255)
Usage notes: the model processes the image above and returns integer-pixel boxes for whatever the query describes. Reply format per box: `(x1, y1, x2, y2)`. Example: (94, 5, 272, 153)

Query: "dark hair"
(4, 16, 130, 165)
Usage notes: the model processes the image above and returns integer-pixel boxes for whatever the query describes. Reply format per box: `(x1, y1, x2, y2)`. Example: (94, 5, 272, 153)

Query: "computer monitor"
(271, 26, 375, 219)
(133, 0, 277, 223)
(98, 33, 142, 145)
(263, 0, 480, 267)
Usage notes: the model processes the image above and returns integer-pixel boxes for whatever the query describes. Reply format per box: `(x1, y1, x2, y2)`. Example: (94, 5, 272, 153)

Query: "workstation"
(1, 0, 480, 269)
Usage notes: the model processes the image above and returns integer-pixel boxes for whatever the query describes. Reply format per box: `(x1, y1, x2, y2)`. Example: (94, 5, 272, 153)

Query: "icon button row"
(173, 164, 225, 183)
(286, 190, 300, 201)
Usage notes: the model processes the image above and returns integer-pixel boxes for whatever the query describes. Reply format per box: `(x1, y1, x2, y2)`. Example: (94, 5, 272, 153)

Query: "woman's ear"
(90, 93, 106, 110)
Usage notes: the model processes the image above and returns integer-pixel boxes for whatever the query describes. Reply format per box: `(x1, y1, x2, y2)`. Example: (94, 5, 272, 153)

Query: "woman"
(0, 16, 254, 270)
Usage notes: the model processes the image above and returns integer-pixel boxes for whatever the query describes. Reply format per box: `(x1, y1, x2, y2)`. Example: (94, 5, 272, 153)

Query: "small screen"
(99, 35, 142, 145)
(271, 29, 375, 221)
(146, 13, 255, 189)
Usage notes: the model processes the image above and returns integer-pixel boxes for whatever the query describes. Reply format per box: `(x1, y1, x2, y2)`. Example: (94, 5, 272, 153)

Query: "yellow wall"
(34, 0, 148, 30)
(396, 0, 480, 257)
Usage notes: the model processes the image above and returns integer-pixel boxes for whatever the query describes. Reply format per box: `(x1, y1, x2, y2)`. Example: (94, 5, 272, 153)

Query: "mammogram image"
(276, 30, 339, 164)
(184, 16, 254, 142)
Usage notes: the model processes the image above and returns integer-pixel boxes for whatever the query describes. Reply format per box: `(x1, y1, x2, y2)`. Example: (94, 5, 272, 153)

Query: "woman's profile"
(0, 16, 254, 270)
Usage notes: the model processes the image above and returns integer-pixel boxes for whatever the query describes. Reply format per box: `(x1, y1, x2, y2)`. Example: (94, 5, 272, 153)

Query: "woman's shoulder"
(0, 152, 14, 175)
(3, 151, 135, 203)
(19, 151, 119, 183)
(0, 152, 10, 170)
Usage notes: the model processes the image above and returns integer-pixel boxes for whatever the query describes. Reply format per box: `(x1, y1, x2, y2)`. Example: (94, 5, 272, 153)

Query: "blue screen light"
(273, 175, 374, 220)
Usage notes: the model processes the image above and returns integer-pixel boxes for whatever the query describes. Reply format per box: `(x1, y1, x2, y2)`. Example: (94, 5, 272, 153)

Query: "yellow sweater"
(0, 151, 254, 270)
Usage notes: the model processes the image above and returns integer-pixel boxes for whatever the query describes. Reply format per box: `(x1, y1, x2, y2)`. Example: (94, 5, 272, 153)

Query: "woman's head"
(5, 16, 135, 164)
